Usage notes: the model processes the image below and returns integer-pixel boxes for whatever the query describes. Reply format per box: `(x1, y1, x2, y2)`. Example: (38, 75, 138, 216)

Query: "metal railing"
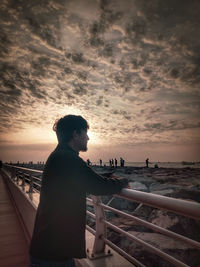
(2, 164, 200, 267)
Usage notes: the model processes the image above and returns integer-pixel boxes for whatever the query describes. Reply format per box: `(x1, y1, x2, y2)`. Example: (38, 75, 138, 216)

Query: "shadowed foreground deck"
(0, 174, 30, 267)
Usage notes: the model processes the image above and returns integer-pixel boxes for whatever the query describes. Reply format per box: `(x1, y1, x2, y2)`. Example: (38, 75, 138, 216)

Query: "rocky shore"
(89, 166, 200, 267)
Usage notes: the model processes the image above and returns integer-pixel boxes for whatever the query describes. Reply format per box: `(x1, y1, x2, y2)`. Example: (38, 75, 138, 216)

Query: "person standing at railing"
(146, 158, 149, 168)
(29, 115, 129, 267)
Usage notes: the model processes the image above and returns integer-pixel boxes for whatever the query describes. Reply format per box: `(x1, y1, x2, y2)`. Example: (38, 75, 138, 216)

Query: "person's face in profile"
(74, 129, 89, 152)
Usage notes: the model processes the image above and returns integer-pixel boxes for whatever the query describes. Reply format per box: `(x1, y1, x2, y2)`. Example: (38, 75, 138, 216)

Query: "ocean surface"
(94, 161, 200, 168)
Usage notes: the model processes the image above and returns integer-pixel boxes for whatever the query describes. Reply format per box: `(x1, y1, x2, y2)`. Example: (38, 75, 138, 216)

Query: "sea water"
(95, 162, 200, 168)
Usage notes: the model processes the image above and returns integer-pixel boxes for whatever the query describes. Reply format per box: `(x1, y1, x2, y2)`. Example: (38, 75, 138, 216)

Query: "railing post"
(88, 196, 112, 259)
(28, 174, 33, 200)
(11, 167, 16, 180)
(21, 173, 25, 191)
(16, 171, 20, 185)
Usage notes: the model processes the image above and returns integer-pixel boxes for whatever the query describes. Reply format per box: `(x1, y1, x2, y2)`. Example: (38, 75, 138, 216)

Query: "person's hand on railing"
(125, 183, 131, 189)
(110, 174, 130, 189)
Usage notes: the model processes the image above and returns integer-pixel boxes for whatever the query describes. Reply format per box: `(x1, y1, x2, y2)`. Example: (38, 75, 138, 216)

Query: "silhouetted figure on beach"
(146, 158, 149, 168)
(115, 158, 117, 167)
(111, 158, 114, 167)
(120, 157, 125, 167)
(109, 159, 112, 166)
(0, 160, 2, 169)
(30, 115, 129, 267)
(99, 159, 102, 166)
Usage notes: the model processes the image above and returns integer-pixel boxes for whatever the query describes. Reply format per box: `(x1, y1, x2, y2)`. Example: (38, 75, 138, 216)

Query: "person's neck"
(58, 141, 79, 154)
(67, 140, 79, 154)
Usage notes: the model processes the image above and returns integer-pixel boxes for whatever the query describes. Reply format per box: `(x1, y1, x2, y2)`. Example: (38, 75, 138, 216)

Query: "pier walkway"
(0, 174, 29, 267)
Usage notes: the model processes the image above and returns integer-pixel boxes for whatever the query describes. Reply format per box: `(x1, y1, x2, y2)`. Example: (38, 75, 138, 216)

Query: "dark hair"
(53, 115, 89, 144)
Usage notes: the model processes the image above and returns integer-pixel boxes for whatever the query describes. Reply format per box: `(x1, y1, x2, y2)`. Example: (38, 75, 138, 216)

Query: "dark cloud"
(28, 84, 47, 99)
(144, 120, 200, 133)
(126, 16, 147, 40)
(0, 31, 12, 57)
(73, 84, 87, 96)
(64, 67, 73, 74)
(96, 96, 103, 106)
(71, 53, 86, 64)
(77, 71, 88, 81)
(100, 43, 114, 57)
(112, 109, 132, 120)
(133, 0, 200, 86)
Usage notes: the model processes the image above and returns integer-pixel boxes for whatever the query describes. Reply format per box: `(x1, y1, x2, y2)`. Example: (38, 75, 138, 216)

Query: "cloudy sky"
(0, 0, 200, 163)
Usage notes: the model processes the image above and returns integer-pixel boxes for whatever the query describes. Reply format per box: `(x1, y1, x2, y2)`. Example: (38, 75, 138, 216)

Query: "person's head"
(53, 115, 89, 152)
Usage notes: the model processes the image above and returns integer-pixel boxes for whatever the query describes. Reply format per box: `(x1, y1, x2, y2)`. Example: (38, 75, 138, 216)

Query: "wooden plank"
(0, 174, 30, 267)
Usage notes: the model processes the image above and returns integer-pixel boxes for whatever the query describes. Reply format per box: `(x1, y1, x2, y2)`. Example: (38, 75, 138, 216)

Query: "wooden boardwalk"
(0, 174, 30, 267)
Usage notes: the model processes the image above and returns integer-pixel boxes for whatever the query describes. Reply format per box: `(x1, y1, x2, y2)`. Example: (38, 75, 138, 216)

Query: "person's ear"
(72, 130, 79, 140)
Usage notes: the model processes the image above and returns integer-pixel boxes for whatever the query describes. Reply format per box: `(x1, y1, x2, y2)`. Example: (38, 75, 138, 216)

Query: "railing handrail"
(4, 164, 43, 174)
(116, 188, 200, 220)
(7, 164, 200, 220)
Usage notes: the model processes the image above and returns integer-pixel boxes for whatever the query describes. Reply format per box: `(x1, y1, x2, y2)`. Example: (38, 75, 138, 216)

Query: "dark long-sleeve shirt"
(30, 144, 128, 261)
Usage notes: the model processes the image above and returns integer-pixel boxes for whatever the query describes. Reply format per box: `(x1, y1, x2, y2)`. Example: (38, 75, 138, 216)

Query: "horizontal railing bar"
(33, 181, 41, 188)
(116, 189, 200, 220)
(99, 203, 200, 249)
(32, 176, 42, 181)
(103, 220, 189, 267)
(33, 188, 40, 194)
(4, 164, 43, 174)
(86, 225, 96, 235)
(86, 210, 96, 219)
(102, 236, 145, 267)
(86, 197, 93, 203)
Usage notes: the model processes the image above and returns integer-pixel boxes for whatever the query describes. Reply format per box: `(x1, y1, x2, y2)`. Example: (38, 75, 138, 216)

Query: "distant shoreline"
(4, 161, 200, 169)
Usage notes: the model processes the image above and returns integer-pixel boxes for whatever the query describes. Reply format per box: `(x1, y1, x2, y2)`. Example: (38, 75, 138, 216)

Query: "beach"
(90, 165, 200, 266)
(93, 165, 200, 199)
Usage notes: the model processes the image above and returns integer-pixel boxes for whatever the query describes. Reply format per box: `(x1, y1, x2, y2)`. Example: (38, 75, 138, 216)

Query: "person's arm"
(75, 157, 129, 195)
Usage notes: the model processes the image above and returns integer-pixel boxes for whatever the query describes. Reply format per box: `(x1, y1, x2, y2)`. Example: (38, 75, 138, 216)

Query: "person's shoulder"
(50, 147, 74, 161)
(44, 148, 76, 171)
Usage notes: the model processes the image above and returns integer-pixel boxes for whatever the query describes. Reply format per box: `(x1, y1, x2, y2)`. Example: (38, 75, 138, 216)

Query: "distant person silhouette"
(111, 158, 114, 167)
(146, 158, 149, 168)
(0, 160, 2, 169)
(120, 157, 125, 167)
(115, 158, 117, 167)
(30, 115, 129, 267)
(99, 159, 102, 166)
